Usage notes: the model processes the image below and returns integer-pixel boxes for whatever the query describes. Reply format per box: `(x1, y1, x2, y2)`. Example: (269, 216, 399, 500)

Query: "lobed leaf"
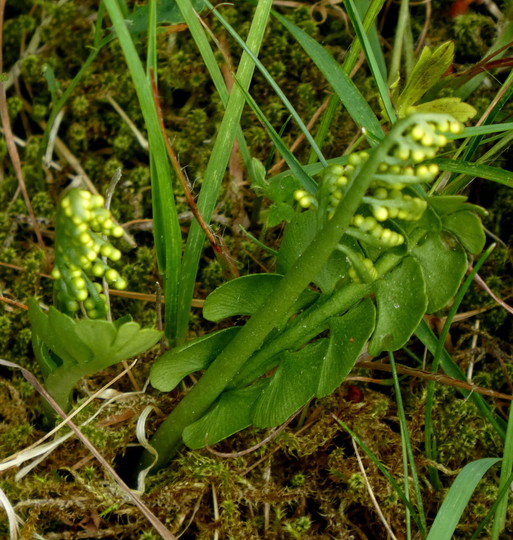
(411, 231, 467, 313)
(183, 381, 269, 449)
(368, 257, 427, 356)
(150, 327, 240, 392)
(29, 300, 162, 411)
(395, 42, 455, 116)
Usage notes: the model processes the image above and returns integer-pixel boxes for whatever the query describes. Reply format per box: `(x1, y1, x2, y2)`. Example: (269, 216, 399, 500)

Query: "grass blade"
(343, 0, 387, 78)
(415, 320, 506, 440)
(427, 458, 501, 540)
(174, 0, 273, 343)
(389, 352, 427, 536)
(492, 391, 513, 536)
(343, 0, 396, 123)
(204, 0, 326, 166)
(273, 10, 384, 143)
(432, 158, 513, 188)
(424, 244, 496, 487)
(236, 82, 318, 194)
(103, 0, 182, 338)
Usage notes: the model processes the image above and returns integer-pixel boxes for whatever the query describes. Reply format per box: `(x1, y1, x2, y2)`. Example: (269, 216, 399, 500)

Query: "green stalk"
(232, 283, 372, 387)
(174, 0, 273, 343)
(137, 117, 412, 473)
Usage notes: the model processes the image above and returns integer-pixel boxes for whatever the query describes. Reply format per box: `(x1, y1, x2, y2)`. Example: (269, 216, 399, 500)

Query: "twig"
(414, 0, 431, 54)
(473, 269, 513, 316)
(0, 359, 176, 540)
(43, 107, 65, 166)
(352, 438, 398, 540)
(0, 0, 45, 253)
(357, 360, 513, 401)
(106, 94, 149, 150)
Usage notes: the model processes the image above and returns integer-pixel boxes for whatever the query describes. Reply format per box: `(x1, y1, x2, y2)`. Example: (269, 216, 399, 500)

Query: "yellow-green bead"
(76, 290, 88, 302)
(112, 226, 124, 238)
(114, 277, 127, 290)
(92, 263, 105, 277)
(105, 269, 119, 283)
(72, 276, 86, 289)
(411, 149, 425, 163)
(373, 206, 389, 221)
(411, 125, 424, 141)
(84, 298, 96, 310)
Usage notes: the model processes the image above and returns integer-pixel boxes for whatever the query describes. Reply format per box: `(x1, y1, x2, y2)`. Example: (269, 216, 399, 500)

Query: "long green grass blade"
(448, 121, 513, 139)
(427, 458, 501, 540)
(172, 0, 256, 188)
(388, 0, 411, 85)
(343, 0, 396, 123)
(237, 82, 317, 194)
(175, 0, 273, 343)
(492, 391, 513, 536)
(103, 0, 182, 339)
(343, 0, 387, 78)
(308, 0, 386, 163)
(432, 158, 513, 188)
(471, 471, 513, 539)
(425, 244, 495, 488)
(415, 320, 506, 440)
(204, 0, 326, 166)
(389, 352, 427, 536)
(273, 10, 384, 143)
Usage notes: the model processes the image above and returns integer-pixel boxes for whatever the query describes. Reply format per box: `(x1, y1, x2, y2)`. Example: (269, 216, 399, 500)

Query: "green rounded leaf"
(442, 211, 485, 254)
(253, 340, 328, 428)
(203, 274, 283, 322)
(412, 231, 467, 313)
(150, 327, 240, 392)
(317, 298, 376, 397)
(368, 257, 427, 356)
(182, 380, 268, 449)
(203, 273, 318, 324)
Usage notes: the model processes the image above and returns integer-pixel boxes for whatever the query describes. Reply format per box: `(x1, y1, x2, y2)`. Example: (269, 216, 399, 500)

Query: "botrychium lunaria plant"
(51, 188, 128, 319)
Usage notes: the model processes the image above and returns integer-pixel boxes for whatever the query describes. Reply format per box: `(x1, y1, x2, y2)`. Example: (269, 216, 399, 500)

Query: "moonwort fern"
(140, 113, 486, 471)
(30, 189, 162, 414)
